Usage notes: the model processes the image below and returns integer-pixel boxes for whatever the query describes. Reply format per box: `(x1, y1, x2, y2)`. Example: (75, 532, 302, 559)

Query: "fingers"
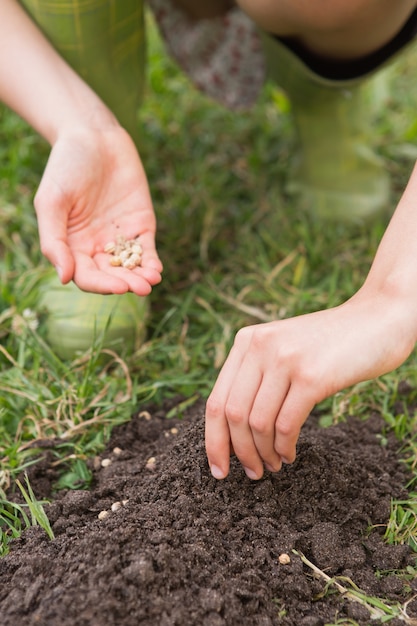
(205, 339, 247, 480)
(35, 202, 76, 284)
(205, 326, 317, 481)
(247, 373, 287, 472)
(206, 376, 314, 480)
(273, 387, 316, 464)
(138, 230, 163, 274)
(71, 252, 157, 295)
(205, 328, 285, 480)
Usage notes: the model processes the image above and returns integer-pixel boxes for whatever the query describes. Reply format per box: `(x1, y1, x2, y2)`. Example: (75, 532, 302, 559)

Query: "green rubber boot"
(260, 33, 393, 223)
(38, 273, 148, 360)
(20, 0, 146, 142)
(20, 0, 148, 358)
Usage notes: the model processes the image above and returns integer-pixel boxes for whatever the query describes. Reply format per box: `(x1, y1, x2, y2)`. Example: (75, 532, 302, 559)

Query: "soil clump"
(1, 398, 417, 625)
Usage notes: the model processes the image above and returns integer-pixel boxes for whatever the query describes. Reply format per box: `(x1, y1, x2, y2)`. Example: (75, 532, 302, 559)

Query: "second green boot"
(260, 32, 395, 223)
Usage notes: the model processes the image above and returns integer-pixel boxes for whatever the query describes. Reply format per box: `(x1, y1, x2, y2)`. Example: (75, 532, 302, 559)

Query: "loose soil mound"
(1, 399, 416, 626)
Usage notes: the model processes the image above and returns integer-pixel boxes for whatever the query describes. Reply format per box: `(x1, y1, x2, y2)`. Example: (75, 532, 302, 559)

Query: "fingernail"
(210, 465, 225, 480)
(281, 457, 292, 465)
(243, 467, 259, 480)
(265, 463, 280, 473)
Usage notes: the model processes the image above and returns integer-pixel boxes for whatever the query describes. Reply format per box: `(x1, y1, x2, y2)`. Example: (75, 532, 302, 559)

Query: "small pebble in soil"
(278, 553, 291, 565)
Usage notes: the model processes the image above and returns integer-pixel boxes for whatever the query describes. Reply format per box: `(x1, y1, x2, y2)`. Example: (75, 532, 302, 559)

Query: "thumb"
(34, 183, 75, 284)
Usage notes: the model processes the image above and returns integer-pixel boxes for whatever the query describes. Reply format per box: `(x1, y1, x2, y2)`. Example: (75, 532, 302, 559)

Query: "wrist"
(46, 78, 121, 144)
(350, 279, 417, 360)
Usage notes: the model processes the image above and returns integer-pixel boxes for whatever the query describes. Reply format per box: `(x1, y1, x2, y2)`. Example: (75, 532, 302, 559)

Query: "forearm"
(0, 0, 116, 144)
(354, 161, 417, 349)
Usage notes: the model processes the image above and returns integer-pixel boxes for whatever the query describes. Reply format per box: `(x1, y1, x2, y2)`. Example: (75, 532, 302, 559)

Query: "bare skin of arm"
(0, 0, 162, 295)
(205, 164, 417, 480)
(235, 0, 417, 60)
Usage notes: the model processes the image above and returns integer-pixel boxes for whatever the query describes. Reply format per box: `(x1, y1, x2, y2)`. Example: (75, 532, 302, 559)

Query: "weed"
(0, 475, 53, 556)
(295, 551, 417, 624)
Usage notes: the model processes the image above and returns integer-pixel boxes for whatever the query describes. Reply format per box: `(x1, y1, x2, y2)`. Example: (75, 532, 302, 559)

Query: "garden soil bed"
(1, 396, 417, 626)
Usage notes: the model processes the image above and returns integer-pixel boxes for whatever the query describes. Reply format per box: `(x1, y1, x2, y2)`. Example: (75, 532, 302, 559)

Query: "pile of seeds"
(104, 235, 143, 269)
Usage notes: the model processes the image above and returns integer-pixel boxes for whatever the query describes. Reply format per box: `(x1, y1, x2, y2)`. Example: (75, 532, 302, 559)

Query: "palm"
(34, 126, 162, 295)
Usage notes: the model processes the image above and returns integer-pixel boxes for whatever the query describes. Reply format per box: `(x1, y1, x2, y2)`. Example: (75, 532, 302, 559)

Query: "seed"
(101, 458, 112, 468)
(119, 249, 130, 261)
(139, 411, 152, 421)
(122, 257, 138, 270)
(122, 499, 129, 506)
(170, 427, 178, 435)
(129, 253, 142, 266)
(111, 501, 122, 512)
(131, 243, 142, 255)
(145, 456, 156, 471)
(104, 241, 116, 254)
(98, 510, 110, 521)
(113, 447, 123, 455)
(105, 235, 143, 269)
(278, 553, 291, 565)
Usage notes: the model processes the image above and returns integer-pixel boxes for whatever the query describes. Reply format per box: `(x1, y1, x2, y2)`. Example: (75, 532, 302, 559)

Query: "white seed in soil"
(278, 553, 291, 565)
(139, 410, 152, 421)
(170, 427, 178, 435)
(145, 456, 156, 470)
(113, 447, 123, 455)
(101, 458, 112, 468)
(111, 501, 122, 512)
(98, 510, 110, 521)
(122, 499, 129, 506)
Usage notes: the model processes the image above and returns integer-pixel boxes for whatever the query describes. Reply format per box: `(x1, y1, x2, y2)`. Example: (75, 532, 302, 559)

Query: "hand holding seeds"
(33, 120, 163, 295)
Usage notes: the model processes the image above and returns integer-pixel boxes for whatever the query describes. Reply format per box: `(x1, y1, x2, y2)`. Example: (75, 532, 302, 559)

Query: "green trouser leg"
(20, 0, 145, 142)
(19, 0, 147, 359)
(260, 33, 394, 223)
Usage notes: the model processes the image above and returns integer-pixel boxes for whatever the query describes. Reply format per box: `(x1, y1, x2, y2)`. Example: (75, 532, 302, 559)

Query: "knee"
(289, 0, 377, 33)
(236, 0, 379, 36)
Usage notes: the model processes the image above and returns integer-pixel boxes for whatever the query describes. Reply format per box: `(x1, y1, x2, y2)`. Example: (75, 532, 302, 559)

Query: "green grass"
(0, 10, 417, 596)
(296, 550, 415, 624)
(0, 475, 54, 557)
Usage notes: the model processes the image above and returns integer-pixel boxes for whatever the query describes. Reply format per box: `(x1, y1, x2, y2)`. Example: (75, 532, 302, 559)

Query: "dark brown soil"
(1, 398, 417, 626)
